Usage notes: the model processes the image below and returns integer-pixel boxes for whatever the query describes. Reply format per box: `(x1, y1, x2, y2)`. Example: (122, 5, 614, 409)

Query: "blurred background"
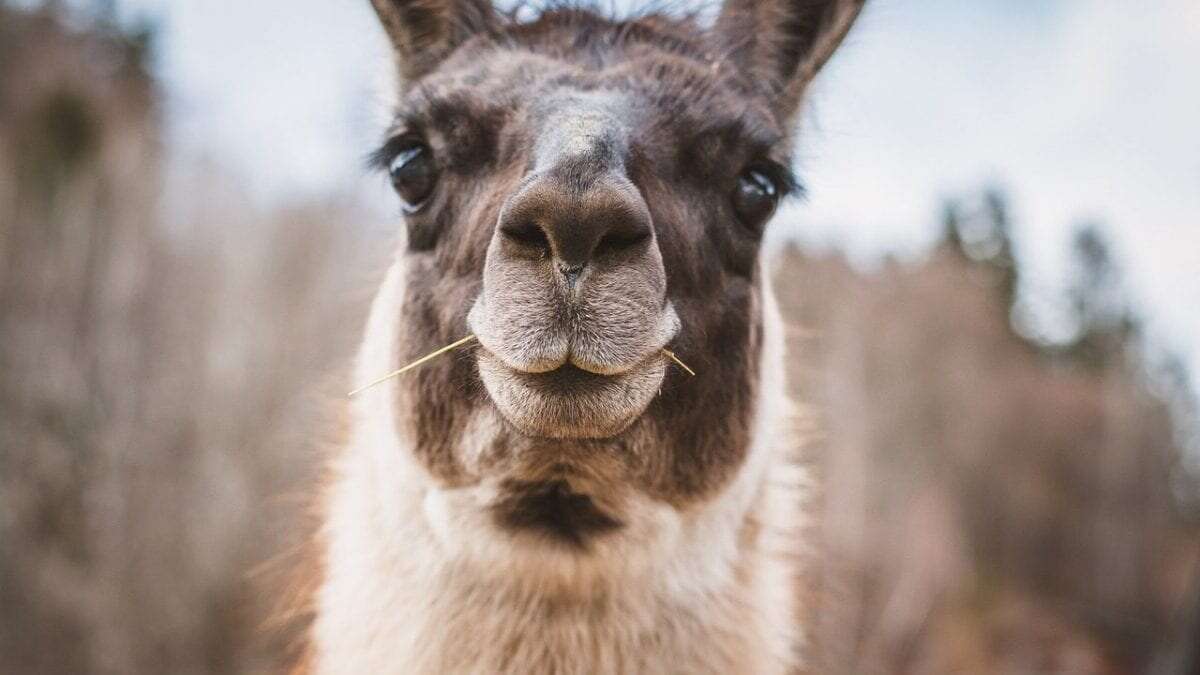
(1, 1, 1197, 673)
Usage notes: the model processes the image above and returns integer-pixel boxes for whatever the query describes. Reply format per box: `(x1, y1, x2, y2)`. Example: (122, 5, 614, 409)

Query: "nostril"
(557, 262, 584, 287)
(595, 228, 651, 258)
(501, 221, 551, 254)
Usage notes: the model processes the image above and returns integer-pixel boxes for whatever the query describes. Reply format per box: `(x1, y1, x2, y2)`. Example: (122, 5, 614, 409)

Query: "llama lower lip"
(475, 351, 666, 439)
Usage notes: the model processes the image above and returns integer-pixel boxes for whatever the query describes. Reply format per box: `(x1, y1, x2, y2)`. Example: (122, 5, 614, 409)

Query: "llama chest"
(311, 429, 798, 675)
(313, 525, 792, 675)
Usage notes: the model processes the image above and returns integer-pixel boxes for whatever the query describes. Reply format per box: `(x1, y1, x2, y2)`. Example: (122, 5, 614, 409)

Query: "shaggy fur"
(293, 2, 865, 673)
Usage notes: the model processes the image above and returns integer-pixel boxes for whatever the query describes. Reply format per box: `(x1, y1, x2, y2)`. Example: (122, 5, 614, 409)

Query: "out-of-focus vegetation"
(1, 3, 1197, 674)
(0, 3, 374, 672)
(782, 189, 1200, 674)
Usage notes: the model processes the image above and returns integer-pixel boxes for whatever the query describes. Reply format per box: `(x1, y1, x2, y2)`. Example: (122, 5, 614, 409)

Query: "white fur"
(312, 255, 801, 674)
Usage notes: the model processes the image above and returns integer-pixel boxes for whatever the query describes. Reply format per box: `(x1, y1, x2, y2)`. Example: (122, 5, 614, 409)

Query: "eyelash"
(368, 134, 421, 172)
(752, 161, 803, 200)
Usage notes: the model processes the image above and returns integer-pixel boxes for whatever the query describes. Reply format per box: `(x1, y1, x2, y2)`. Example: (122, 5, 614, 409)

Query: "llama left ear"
(370, 0, 498, 83)
(714, 0, 866, 119)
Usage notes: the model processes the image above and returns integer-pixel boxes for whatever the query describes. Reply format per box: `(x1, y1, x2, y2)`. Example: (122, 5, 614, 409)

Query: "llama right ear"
(714, 0, 866, 120)
(369, 0, 498, 82)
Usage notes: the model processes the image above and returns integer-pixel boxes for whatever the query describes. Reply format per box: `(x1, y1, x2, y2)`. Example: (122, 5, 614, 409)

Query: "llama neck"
(311, 261, 801, 674)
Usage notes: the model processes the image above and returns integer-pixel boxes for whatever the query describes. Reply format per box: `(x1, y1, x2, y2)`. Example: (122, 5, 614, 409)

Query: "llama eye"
(388, 143, 437, 212)
(732, 168, 780, 229)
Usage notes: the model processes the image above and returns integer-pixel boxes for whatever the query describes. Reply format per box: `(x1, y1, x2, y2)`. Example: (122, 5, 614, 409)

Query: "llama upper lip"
(465, 296, 682, 377)
(473, 341, 665, 378)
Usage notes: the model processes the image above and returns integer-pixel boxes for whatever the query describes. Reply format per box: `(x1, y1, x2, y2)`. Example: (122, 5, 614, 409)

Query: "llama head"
(366, 0, 863, 544)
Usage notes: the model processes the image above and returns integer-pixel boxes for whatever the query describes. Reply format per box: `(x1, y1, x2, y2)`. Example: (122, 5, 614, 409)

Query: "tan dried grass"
(348, 335, 695, 398)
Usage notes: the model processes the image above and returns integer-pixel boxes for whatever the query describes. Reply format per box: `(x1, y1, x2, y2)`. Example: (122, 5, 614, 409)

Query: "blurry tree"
(1160, 355, 1200, 516)
(938, 186, 1021, 331)
(1064, 224, 1137, 370)
(2, 4, 371, 673)
(940, 198, 966, 256)
(784, 189, 1199, 675)
(0, 4, 165, 672)
(980, 188, 1018, 312)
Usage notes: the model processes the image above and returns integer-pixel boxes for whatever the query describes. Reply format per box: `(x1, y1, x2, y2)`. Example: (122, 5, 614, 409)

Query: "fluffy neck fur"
(310, 255, 802, 674)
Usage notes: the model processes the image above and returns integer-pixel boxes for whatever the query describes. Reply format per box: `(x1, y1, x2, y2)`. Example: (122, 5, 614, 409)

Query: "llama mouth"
(475, 349, 666, 439)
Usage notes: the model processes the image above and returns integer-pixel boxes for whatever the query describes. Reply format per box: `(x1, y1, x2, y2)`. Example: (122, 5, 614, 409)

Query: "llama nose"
(557, 262, 584, 289)
(498, 173, 653, 273)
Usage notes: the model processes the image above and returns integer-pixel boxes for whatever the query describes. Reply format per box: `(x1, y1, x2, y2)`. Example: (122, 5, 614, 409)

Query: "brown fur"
(270, 398, 350, 675)
(291, 2, 866, 672)
(386, 10, 784, 504)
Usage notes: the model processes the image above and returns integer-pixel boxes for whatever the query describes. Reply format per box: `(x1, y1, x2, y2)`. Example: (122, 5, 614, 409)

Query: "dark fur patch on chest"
(490, 479, 622, 549)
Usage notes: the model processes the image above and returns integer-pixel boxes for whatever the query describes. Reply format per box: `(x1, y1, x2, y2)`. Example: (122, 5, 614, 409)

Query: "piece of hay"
(661, 349, 696, 377)
(347, 335, 477, 397)
(348, 335, 695, 397)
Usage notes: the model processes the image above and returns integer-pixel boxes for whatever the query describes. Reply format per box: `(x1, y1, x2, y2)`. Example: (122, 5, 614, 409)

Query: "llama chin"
(297, 2, 867, 673)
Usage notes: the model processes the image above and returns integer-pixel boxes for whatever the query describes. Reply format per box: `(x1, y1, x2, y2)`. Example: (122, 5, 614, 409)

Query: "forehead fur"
(385, 8, 791, 159)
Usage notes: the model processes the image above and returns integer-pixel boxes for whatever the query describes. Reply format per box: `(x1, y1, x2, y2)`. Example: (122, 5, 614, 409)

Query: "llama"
(298, 1, 864, 672)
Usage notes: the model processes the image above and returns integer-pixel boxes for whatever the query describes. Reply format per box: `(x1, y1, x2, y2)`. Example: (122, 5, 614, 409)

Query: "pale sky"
(88, 0, 1200, 388)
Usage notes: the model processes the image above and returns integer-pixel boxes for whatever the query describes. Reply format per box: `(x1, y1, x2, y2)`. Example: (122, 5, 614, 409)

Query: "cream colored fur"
(311, 254, 803, 674)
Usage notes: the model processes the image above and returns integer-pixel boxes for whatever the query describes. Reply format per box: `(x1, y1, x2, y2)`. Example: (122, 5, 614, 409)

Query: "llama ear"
(714, 0, 866, 119)
(369, 0, 498, 82)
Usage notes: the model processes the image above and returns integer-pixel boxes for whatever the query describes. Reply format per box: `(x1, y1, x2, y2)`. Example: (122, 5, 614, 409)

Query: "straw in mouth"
(660, 349, 697, 377)
(347, 334, 477, 397)
(348, 335, 695, 398)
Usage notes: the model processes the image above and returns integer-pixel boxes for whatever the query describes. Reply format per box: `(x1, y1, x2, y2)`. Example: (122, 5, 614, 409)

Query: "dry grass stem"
(662, 349, 696, 377)
(348, 336, 695, 397)
(347, 334, 477, 397)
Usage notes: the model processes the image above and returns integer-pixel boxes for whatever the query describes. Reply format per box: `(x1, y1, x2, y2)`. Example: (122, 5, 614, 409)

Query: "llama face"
(367, 1, 862, 544)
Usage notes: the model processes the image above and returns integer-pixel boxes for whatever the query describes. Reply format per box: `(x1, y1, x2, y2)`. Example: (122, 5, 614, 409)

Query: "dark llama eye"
(732, 167, 780, 229)
(388, 143, 437, 212)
